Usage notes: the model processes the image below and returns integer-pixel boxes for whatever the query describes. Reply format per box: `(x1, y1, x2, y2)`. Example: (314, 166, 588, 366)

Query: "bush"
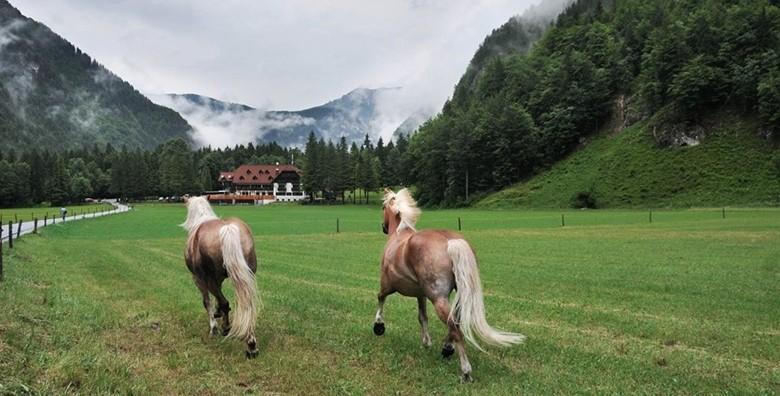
(571, 190, 598, 209)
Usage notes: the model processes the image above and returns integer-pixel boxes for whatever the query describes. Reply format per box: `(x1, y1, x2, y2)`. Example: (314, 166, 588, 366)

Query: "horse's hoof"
(209, 327, 219, 336)
(461, 373, 474, 383)
(245, 350, 259, 359)
(222, 327, 231, 336)
(373, 322, 385, 336)
(441, 344, 455, 359)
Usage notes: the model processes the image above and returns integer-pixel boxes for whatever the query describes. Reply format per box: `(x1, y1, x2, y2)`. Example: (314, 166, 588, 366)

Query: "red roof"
(218, 164, 302, 185)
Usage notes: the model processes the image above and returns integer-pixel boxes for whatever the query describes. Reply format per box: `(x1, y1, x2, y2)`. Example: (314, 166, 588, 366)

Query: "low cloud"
(150, 94, 316, 148)
(0, 19, 36, 119)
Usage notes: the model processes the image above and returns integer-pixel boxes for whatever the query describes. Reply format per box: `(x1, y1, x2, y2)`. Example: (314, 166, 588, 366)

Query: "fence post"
(336, 218, 340, 233)
(722, 208, 725, 219)
(16, 220, 21, 239)
(458, 217, 462, 231)
(561, 214, 565, 227)
(649, 210, 653, 223)
(0, 227, 3, 281)
(34, 218, 38, 234)
(7, 221, 12, 249)
(44, 214, 47, 227)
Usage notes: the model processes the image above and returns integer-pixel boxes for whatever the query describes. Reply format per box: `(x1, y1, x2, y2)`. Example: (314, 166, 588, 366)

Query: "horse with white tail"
(182, 196, 260, 358)
(374, 188, 525, 382)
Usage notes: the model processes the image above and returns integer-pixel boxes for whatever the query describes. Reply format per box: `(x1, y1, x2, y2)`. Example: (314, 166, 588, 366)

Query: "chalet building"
(209, 163, 306, 204)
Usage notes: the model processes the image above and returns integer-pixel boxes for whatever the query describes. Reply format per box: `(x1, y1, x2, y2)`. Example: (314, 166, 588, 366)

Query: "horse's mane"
(384, 188, 421, 233)
(181, 196, 219, 234)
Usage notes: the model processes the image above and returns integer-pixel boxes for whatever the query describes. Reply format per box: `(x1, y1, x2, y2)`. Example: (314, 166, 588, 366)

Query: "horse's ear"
(384, 187, 393, 194)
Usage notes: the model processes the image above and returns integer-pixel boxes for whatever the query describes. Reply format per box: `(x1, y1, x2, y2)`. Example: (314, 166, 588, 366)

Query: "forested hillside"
(0, 0, 192, 150)
(478, 115, 780, 208)
(406, 0, 780, 207)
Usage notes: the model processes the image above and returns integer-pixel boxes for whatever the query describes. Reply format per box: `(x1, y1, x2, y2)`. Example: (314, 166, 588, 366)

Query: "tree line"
(0, 131, 414, 207)
(301, 131, 410, 203)
(0, 140, 299, 207)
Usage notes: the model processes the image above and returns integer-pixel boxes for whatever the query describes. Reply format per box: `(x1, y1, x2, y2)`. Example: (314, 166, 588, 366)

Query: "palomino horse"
(181, 196, 260, 358)
(373, 188, 525, 381)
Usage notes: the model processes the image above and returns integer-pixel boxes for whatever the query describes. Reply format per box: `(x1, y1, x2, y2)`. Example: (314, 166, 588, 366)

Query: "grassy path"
(0, 205, 778, 394)
(0, 203, 114, 224)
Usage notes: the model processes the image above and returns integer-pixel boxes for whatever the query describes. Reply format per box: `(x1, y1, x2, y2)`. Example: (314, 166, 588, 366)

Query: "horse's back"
(408, 229, 466, 252)
(405, 229, 469, 289)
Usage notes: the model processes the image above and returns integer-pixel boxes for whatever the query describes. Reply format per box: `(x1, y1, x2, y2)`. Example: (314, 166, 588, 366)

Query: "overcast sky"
(14, 0, 540, 111)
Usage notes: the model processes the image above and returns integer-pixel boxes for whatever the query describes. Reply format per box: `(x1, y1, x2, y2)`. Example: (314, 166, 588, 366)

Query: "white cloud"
(13, 0, 545, 113)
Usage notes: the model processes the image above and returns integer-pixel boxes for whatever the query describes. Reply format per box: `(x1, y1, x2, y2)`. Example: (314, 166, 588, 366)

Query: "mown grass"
(478, 118, 780, 209)
(0, 204, 778, 394)
(0, 203, 114, 224)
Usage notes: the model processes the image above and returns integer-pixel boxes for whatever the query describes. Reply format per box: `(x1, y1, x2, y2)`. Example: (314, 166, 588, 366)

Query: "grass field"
(0, 204, 778, 394)
(0, 203, 114, 224)
(478, 118, 780, 209)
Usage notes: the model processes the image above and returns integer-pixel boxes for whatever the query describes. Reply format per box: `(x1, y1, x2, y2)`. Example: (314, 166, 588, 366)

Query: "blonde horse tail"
(219, 224, 257, 341)
(448, 239, 525, 351)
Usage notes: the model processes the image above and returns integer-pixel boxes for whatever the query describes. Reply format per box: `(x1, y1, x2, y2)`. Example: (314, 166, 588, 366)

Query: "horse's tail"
(448, 239, 525, 351)
(219, 223, 257, 341)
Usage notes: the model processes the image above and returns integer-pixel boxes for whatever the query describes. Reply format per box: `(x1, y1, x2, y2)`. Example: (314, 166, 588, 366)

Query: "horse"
(181, 196, 260, 358)
(373, 188, 525, 382)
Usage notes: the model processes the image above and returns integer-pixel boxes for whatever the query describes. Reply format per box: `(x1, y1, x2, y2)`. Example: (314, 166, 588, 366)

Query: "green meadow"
(0, 204, 778, 394)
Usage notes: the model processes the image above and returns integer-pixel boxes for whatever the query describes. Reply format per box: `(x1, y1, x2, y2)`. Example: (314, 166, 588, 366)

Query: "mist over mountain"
(153, 87, 433, 148)
(0, 0, 192, 150)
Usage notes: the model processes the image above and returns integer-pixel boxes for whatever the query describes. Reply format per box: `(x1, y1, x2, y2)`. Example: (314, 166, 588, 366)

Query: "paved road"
(0, 202, 130, 242)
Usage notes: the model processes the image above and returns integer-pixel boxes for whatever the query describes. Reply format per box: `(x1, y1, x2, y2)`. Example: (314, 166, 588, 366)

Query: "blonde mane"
(181, 196, 219, 234)
(384, 188, 421, 233)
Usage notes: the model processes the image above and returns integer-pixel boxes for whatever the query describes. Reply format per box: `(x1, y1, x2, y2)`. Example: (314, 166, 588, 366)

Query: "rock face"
(0, 0, 192, 150)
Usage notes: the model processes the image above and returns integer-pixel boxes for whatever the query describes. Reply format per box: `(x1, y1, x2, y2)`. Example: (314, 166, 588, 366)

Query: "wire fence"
(236, 207, 764, 236)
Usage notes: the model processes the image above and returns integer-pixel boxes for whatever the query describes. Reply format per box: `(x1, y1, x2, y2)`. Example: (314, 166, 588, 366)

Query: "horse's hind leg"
(194, 277, 218, 336)
(417, 297, 432, 347)
(432, 298, 473, 383)
(373, 287, 393, 336)
(211, 284, 231, 336)
(246, 334, 259, 359)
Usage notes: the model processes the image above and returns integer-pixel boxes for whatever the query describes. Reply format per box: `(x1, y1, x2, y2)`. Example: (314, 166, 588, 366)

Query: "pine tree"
(301, 131, 322, 200)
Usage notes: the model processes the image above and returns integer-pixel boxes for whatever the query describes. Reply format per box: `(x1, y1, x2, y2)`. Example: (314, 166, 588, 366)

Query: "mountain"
(153, 87, 429, 148)
(404, 0, 780, 207)
(391, 108, 435, 140)
(0, 0, 192, 150)
(447, 0, 572, 111)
